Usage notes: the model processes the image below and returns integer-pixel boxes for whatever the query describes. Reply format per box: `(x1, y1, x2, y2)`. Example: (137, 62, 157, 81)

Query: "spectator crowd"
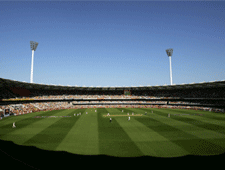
(0, 82, 224, 115)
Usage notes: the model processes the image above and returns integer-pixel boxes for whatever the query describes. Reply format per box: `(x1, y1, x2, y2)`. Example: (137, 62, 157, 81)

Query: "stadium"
(1, 76, 225, 168)
(1, 1, 225, 169)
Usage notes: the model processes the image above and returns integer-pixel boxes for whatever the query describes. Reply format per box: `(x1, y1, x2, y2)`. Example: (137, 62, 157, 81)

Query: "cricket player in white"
(128, 117, 130, 121)
(12, 122, 16, 128)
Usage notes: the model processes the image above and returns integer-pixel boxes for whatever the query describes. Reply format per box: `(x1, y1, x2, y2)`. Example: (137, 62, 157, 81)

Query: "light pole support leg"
(30, 50, 34, 83)
(169, 56, 173, 85)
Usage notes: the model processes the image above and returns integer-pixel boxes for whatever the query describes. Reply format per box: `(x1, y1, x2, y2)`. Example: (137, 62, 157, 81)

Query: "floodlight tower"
(166, 48, 173, 85)
(30, 41, 38, 83)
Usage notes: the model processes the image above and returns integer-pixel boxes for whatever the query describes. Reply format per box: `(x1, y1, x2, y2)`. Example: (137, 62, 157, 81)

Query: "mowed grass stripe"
(0, 110, 60, 128)
(135, 117, 225, 156)
(141, 108, 225, 129)
(0, 110, 64, 138)
(98, 108, 143, 157)
(169, 108, 225, 121)
(22, 109, 78, 151)
(135, 110, 225, 155)
(170, 109, 225, 127)
(0, 110, 69, 144)
(56, 109, 99, 155)
(135, 108, 225, 147)
(115, 116, 189, 157)
(155, 109, 225, 135)
(151, 109, 225, 140)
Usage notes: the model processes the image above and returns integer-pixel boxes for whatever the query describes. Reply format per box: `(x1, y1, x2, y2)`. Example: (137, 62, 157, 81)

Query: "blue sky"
(0, 1, 224, 87)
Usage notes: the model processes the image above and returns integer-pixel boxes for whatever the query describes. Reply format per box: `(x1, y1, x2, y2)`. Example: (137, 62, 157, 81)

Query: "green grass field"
(1, 108, 225, 157)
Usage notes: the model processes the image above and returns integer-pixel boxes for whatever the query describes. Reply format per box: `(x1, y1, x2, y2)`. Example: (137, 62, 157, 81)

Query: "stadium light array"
(166, 48, 173, 85)
(30, 41, 38, 83)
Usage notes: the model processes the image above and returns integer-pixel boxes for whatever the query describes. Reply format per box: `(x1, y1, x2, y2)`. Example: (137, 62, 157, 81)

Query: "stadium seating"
(0, 78, 224, 115)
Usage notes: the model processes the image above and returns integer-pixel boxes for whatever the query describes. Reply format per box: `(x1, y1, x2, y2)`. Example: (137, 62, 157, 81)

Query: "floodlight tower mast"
(166, 48, 173, 85)
(30, 41, 38, 83)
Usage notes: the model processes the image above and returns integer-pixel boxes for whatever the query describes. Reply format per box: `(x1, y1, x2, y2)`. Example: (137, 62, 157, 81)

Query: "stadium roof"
(1, 78, 225, 91)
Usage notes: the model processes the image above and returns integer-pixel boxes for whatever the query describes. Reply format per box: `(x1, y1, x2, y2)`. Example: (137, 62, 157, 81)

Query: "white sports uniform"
(12, 122, 16, 128)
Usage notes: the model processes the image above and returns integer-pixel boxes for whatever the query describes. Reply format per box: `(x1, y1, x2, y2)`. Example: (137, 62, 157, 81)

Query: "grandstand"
(0, 77, 224, 115)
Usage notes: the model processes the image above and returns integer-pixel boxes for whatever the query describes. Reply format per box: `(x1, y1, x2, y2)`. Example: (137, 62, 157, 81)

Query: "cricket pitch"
(103, 114, 143, 117)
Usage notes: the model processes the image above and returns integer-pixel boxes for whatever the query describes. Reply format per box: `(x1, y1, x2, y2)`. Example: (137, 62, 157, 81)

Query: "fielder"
(128, 116, 130, 121)
(12, 122, 16, 128)
(110, 118, 112, 123)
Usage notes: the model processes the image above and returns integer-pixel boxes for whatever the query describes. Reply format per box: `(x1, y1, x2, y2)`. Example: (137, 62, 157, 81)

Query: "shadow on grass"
(0, 139, 223, 169)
